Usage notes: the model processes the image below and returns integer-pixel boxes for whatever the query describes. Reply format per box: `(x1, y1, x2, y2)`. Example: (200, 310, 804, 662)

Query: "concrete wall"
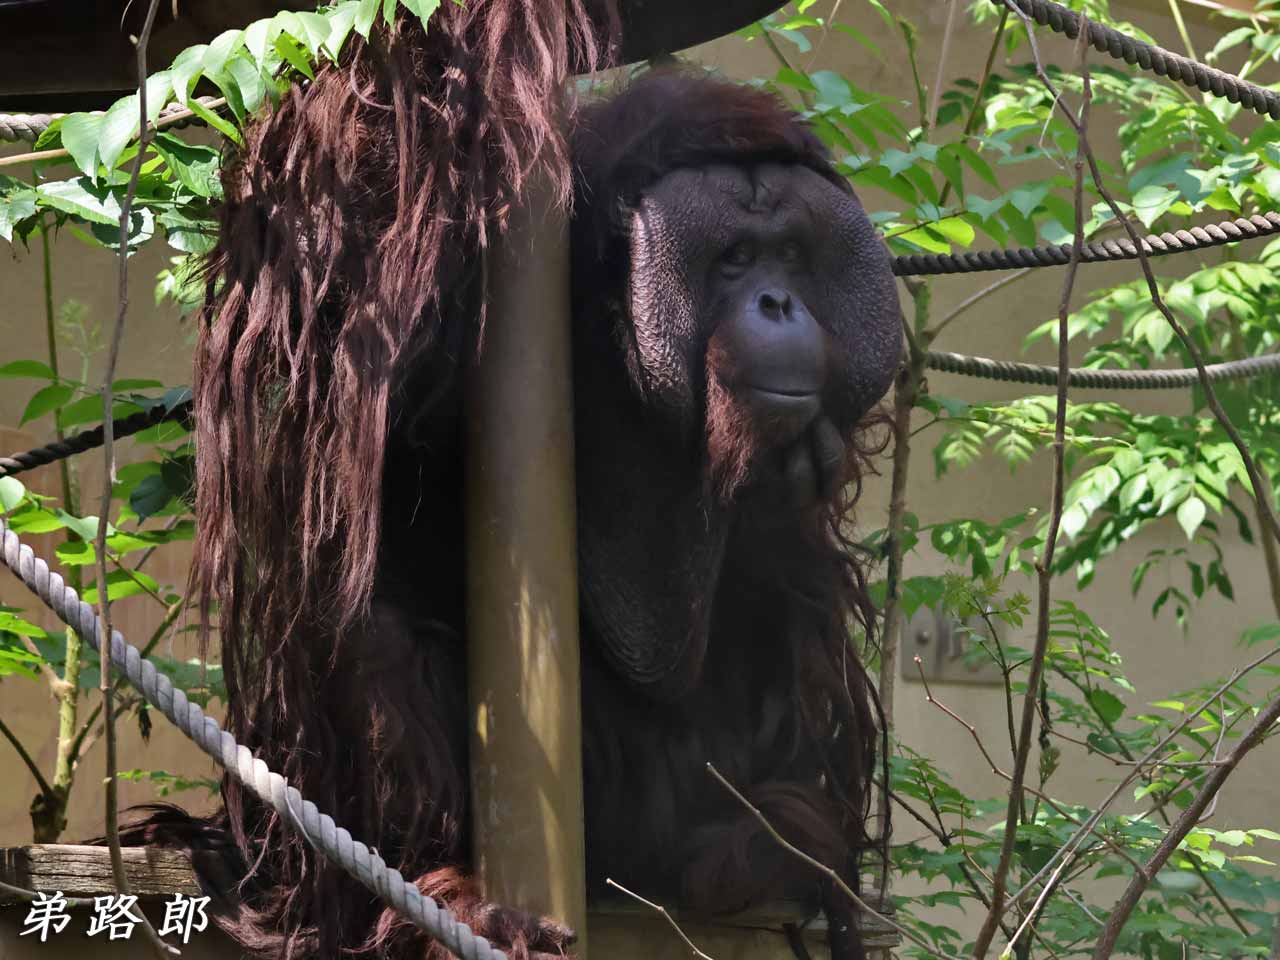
(0, 0, 1275, 921)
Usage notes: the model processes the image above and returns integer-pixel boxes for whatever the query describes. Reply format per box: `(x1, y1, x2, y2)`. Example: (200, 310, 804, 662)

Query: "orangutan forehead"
(632, 164, 856, 262)
(644, 162, 831, 215)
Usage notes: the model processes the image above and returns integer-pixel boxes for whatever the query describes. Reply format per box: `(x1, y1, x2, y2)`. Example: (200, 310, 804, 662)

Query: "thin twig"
(1002, 645, 1280, 918)
(1092, 692, 1280, 960)
(605, 878, 716, 960)
(927, 0, 962, 136)
(69, 595, 185, 770)
(761, 31, 814, 110)
(877, 282, 930, 902)
(95, 2, 176, 955)
(913, 656, 1144, 875)
(706, 762, 964, 960)
(971, 17, 1092, 959)
(0, 878, 95, 908)
(0, 715, 55, 796)
(1165, 0, 1198, 61)
(937, 8, 1008, 209)
(930, 269, 1032, 341)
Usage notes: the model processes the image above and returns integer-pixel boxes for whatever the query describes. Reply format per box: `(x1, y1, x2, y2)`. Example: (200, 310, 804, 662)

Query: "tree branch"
(1091, 693, 1280, 959)
(707, 762, 963, 960)
(95, 2, 177, 955)
(971, 16, 1092, 958)
(0, 715, 54, 797)
(605, 878, 716, 960)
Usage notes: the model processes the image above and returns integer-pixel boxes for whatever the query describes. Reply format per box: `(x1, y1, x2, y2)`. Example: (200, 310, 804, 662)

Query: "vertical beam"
(465, 169, 588, 956)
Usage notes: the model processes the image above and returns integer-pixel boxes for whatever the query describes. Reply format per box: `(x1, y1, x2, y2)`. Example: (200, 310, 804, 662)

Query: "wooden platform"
(1, 845, 901, 959)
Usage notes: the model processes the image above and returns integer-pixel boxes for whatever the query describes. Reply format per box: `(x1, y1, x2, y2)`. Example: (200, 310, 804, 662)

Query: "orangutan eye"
(778, 240, 802, 263)
(722, 242, 755, 268)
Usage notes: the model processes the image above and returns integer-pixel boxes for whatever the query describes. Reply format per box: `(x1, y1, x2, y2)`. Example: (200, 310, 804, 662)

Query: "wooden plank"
(1, 846, 902, 957)
(0, 845, 201, 903)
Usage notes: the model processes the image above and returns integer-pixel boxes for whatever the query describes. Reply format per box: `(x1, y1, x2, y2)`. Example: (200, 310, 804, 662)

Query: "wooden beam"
(0, 845, 202, 903)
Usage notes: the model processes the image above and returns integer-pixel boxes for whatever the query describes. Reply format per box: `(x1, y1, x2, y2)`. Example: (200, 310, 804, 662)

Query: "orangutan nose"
(757, 288, 793, 321)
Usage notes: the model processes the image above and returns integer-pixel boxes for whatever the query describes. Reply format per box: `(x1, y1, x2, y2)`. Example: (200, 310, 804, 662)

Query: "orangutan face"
(624, 161, 901, 505)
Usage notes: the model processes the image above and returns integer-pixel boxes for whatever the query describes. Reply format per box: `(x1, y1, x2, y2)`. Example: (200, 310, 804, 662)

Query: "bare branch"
(95, 1, 178, 955)
(706, 762, 964, 960)
(605, 878, 716, 960)
(930, 269, 1032, 341)
(927, 0, 962, 136)
(1003, 644, 1280, 917)
(0, 878, 94, 908)
(1092, 693, 1280, 959)
(971, 16, 1092, 958)
(0, 715, 55, 796)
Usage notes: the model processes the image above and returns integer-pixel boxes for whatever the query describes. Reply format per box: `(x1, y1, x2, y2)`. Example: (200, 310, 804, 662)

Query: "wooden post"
(465, 170, 588, 955)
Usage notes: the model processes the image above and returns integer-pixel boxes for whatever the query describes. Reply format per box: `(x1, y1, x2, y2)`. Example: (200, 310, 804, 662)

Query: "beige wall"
(0, 0, 1275, 918)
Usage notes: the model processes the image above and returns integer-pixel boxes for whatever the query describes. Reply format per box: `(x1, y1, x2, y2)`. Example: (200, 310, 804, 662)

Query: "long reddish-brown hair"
(188, 4, 617, 955)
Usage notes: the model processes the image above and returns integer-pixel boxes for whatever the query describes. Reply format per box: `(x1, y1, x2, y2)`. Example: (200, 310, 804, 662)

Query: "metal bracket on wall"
(900, 603, 1005, 687)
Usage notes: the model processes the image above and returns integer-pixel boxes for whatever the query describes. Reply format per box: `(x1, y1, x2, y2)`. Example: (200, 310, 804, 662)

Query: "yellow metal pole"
(465, 168, 588, 956)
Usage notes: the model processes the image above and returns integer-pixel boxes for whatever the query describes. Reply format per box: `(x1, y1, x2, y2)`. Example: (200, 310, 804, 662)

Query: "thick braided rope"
(0, 400, 193, 479)
(892, 212, 1280, 276)
(926, 349, 1280, 388)
(0, 113, 62, 143)
(996, 0, 1280, 119)
(7, 347, 1280, 486)
(0, 519, 508, 960)
(0, 98, 216, 144)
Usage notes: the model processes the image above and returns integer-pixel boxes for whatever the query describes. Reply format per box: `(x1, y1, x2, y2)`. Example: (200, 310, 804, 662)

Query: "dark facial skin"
(624, 161, 901, 510)
(574, 158, 901, 697)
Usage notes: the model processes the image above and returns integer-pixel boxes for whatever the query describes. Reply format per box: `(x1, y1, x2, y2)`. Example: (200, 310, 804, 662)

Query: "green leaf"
(59, 112, 106, 178)
(274, 32, 315, 81)
(1131, 184, 1179, 229)
(400, 0, 441, 25)
(1176, 496, 1206, 540)
(325, 4, 360, 58)
(355, 0, 381, 37)
(152, 132, 222, 198)
(188, 98, 241, 143)
(295, 11, 336, 56)
(130, 474, 178, 520)
(0, 360, 57, 379)
(54, 510, 111, 542)
(6, 509, 66, 534)
(1240, 622, 1280, 648)
(0, 180, 38, 242)
(169, 44, 209, 106)
(226, 53, 267, 116)
(1088, 689, 1126, 724)
(927, 216, 975, 247)
(895, 225, 951, 254)
(97, 95, 143, 174)
(244, 17, 280, 62)
(36, 178, 122, 226)
(158, 208, 218, 254)
(81, 569, 161, 605)
(1008, 183, 1049, 218)
(19, 383, 76, 424)
(0, 476, 25, 512)
(202, 29, 246, 77)
(142, 71, 174, 124)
